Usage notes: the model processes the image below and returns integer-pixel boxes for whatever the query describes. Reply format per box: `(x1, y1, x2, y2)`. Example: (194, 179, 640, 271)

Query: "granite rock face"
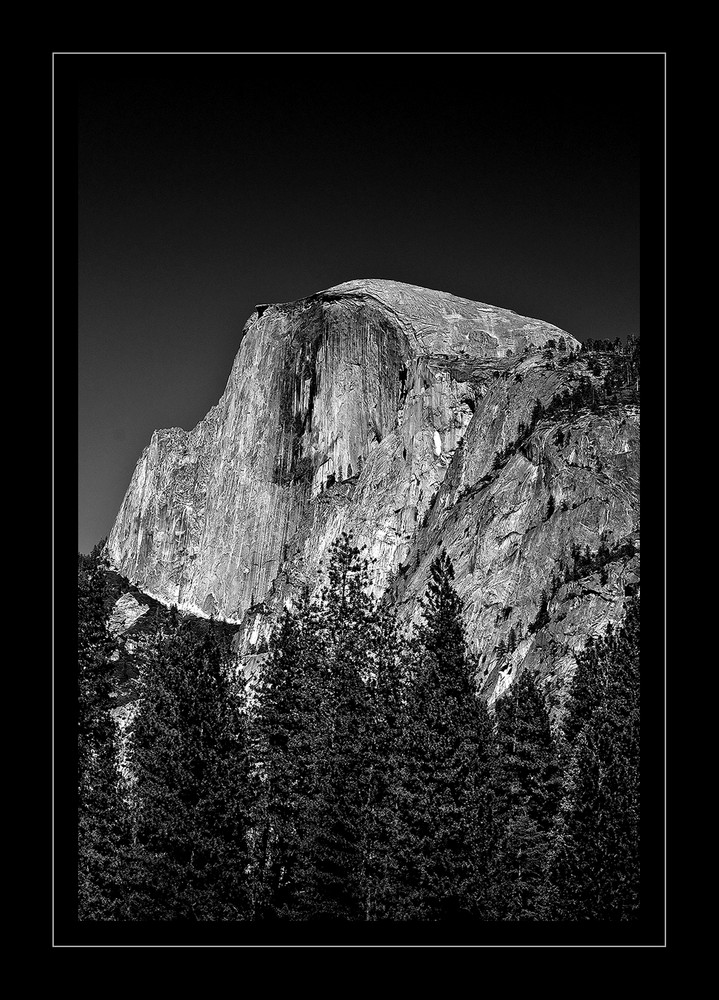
(106, 279, 639, 697)
(107, 592, 149, 636)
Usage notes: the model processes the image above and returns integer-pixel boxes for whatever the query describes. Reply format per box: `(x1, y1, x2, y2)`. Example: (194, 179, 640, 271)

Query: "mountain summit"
(105, 281, 638, 700)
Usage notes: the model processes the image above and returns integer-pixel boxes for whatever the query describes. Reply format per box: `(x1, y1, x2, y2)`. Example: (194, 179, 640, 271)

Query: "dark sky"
(74, 52, 663, 554)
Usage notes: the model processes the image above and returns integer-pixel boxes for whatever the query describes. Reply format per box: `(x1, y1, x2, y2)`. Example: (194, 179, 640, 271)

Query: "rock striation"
(106, 279, 639, 699)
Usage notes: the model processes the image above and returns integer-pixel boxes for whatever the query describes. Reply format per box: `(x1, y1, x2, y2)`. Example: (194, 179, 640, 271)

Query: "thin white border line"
(62, 47, 665, 949)
(663, 53, 668, 948)
(54, 50, 666, 55)
(51, 49, 55, 948)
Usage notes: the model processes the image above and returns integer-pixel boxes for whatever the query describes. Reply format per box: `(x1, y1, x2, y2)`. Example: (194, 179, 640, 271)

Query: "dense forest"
(77, 531, 640, 924)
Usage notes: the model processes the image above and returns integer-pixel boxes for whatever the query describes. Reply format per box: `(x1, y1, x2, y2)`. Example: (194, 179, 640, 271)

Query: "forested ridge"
(77, 533, 640, 926)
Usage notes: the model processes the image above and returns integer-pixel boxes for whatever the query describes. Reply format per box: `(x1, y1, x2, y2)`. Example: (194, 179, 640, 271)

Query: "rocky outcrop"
(390, 354, 639, 703)
(106, 279, 639, 697)
(107, 592, 149, 636)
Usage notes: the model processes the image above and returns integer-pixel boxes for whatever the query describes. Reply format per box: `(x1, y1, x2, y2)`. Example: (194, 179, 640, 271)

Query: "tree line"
(78, 535, 640, 923)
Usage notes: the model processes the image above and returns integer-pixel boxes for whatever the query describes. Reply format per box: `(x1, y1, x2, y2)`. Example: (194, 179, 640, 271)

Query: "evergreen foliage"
(251, 535, 384, 919)
(551, 597, 640, 920)
(301, 535, 375, 919)
(124, 615, 253, 919)
(551, 536, 637, 595)
(488, 669, 561, 919)
(75, 535, 641, 926)
(359, 598, 415, 920)
(389, 551, 494, 919)
(77, 553, 128, 919)
(249, 588, 322, 919)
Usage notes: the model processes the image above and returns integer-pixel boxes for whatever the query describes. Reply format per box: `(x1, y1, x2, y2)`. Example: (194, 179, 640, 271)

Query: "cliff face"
(106, 279, 639, 697)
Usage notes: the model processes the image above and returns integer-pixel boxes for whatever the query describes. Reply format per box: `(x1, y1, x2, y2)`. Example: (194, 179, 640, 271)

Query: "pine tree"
(488, 669, 561, 919)
(78, 557, 115, 788)
(251, 534, 379, 920)
(358, 597, 414, 920)
(551, 597, 640, 919)
(306, 534, 374, 919)
(125, 615, 253, 919)
(250, 588, 326, 919)
(390, 551, 494, 919)
(77, 554, 128, 919)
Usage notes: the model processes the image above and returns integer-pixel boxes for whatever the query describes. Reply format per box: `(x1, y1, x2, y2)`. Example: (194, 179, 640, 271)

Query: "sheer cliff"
(106, 279, 639, 700)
